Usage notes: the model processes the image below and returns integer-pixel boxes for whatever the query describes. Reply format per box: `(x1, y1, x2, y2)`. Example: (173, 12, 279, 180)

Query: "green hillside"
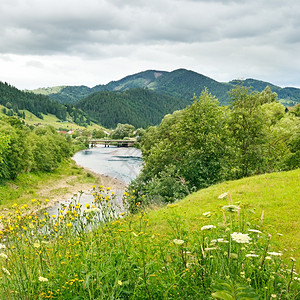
(75, 88, 190, 128)
(0, 82, 94, 127)
(147, 168, 300, 266)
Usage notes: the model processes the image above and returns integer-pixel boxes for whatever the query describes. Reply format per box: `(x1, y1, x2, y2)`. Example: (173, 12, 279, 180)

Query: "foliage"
(0, 117, 73, 180)
(111, 123, 135, 139)
(130, 85, 299, 205)
(0, 187, 298, 299)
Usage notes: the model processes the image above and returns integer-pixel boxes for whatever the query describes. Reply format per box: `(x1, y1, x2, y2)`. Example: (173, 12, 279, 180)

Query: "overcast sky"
(0, 0, 299, 90)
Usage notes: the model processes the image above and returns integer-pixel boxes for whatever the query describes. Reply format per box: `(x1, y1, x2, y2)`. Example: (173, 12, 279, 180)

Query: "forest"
(127, 85, 300, 209)
(75, 88, 189, 128)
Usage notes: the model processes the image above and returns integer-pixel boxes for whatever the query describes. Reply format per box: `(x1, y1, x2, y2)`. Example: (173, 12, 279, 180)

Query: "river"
(47, 145, 143, 216)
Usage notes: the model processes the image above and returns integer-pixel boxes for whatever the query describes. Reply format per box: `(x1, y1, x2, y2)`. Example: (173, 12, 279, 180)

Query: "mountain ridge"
(30, 68, 300, 106)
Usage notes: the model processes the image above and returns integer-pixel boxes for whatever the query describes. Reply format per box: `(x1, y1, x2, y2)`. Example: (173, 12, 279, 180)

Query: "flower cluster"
(231, 232, 251, 244)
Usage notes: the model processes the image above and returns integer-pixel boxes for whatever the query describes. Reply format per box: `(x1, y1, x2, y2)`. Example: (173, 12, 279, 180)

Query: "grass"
(146, 169, 300, 267)
(0, 169, 299, 299)
(0, 104, 104, 131)
(0, 159, 98, 208)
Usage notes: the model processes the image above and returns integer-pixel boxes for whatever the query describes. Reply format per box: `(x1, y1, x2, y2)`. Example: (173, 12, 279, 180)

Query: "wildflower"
(107, 187, 111, 191)
(84, 208, 101, 214)
(167, 204, 178, 208)
(201, 225, 216, 231)
(202, 211, 211, 216)
(33, 242, 41, 248)
(222, 205, 240, 212)
(39, 276, 49, 282)
(218, 192, 228, 199)
(86, 203, 90, 209)
(231, 232, 251, 244)
(173, 239, 184, 245)
(248, 229, 262, 234)
(118, 280, 122, 286)
(0, 253, 8, 259)
(245, 254, 259, 258)
(267, 251, 282, 256)
(0, 243, 6, 250)
(66, 223, 72, 227)
(2, 267, 10, 275)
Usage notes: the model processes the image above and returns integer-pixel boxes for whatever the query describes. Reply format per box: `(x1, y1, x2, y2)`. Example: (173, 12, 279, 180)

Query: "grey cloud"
(1, 0, 299, 56)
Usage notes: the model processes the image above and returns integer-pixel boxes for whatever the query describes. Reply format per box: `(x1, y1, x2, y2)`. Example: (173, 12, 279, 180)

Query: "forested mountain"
(230, 78, 300, 106)
(0, 82, 92, 126)
(75, 88, 189, 128)
(31, 68, 300, 106)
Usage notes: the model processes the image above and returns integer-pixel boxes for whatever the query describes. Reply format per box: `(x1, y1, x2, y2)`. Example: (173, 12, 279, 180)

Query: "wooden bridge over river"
(90, 139, 137, 148)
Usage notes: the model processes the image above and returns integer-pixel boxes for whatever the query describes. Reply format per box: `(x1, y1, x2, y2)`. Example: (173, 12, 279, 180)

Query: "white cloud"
(0, 0, 299, 89)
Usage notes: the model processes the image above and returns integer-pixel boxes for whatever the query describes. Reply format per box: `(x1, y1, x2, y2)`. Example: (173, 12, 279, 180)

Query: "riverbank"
(0, 159, 126, 213)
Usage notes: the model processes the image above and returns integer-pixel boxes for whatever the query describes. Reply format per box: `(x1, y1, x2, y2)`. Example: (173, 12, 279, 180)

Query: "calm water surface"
(47, 146, 142, 215)
(73, 146, 142, 184)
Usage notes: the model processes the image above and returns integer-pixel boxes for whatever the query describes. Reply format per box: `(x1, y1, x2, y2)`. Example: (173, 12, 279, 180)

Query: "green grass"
(0, 104, 105, 131)
(20, 110, 104, 131)
(146, 169, 300, 267)
(0, 160, 98, 208)
(0, 169, 299, 299)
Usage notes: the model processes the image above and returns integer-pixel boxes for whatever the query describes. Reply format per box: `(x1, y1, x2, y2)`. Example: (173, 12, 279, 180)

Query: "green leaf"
(212, 291, 235, 300)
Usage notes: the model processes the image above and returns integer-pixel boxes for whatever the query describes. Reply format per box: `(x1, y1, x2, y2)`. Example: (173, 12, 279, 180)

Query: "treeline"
(128, 86, 300, 208)
(0, 117, 74, 180)
(75, 88, 189, 128)
(0, 82, 92, 127)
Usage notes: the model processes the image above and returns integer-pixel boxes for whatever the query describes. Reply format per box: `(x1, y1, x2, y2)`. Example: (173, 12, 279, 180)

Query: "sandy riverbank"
(39, 166, 127, 210)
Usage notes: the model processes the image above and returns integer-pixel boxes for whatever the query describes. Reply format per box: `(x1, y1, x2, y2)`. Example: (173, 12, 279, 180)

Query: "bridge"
(90, 139, 137, 148)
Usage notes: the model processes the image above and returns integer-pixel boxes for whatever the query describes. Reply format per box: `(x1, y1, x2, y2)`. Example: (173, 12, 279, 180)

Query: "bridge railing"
(89, 139, 137, 147)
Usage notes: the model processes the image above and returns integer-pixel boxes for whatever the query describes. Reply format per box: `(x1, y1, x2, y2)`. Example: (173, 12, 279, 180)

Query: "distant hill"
(30, 68, 300, 106)
(0, 82, 92, 127)
(229, 78, 300, 106)
(75, 88, 189, 128)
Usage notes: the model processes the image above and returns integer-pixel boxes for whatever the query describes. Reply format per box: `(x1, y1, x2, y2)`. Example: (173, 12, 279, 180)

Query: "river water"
(73, 146, 143, 184)
(47, 145, 143, 216)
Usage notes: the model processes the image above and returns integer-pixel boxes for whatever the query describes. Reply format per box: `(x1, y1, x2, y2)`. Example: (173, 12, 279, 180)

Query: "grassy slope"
(0, 106, 104, 131)
(145, 169, 300, 268)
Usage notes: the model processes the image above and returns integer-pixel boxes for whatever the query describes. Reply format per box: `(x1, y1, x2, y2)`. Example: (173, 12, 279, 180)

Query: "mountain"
(75, 88, 189, 128)
(30, 69, 300, 107)
(31, 69, 232, 105)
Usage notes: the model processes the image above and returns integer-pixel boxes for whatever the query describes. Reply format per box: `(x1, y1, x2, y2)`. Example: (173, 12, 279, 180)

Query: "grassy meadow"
(0, 169, 299, 299)
(0, 104, 104, 131)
